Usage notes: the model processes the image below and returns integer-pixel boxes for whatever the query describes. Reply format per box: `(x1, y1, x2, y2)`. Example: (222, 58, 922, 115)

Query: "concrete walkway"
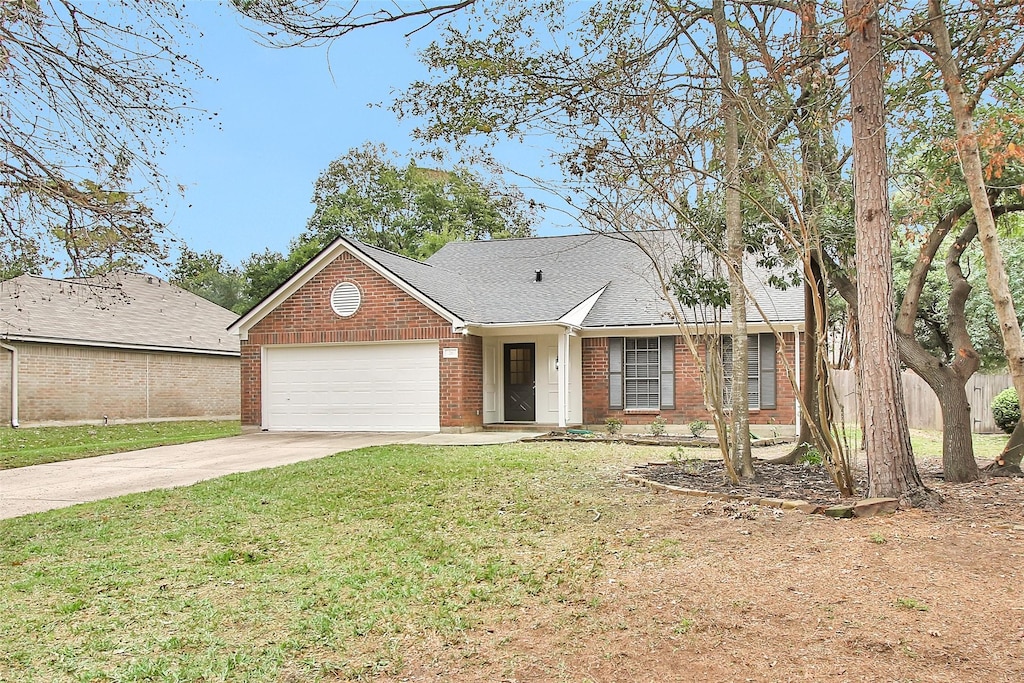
(0, 430, 543, 520)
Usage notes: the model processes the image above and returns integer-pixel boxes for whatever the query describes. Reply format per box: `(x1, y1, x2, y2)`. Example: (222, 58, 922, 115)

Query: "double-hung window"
(720, 334, 777, 410)
(608, 336, 675, 410)
(625, 337, 660, 409)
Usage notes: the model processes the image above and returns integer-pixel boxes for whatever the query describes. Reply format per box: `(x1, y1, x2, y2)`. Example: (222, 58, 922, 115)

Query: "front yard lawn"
(1, 439, 1021, 682)
(0, 420, 241, 469)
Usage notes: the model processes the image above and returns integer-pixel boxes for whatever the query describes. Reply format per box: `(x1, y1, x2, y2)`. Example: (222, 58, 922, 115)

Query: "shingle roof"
(0, 272, 240, 354)
(355, 243, 479, 320)
(418, 231, 803, 326)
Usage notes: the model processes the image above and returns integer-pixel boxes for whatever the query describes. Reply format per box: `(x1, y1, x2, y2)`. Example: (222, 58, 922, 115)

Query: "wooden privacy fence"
(830, 370, 1013, 433)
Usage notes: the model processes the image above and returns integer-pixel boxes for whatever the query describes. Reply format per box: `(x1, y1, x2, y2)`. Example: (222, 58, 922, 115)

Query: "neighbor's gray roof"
(0, 272, 240, 354)
(415, 231, 804, 327)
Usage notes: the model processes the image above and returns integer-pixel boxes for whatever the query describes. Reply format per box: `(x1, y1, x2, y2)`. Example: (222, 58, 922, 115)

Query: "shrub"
(797, 445, 823, 467)
(605, 417, 623, 435)
(688, 419, 709, 438)
(992, 388, 1021, 434)
(649, 416, 667, 437)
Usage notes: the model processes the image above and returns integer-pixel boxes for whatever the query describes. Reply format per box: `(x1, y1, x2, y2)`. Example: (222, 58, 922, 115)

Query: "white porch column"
(557, 327, 571, 427)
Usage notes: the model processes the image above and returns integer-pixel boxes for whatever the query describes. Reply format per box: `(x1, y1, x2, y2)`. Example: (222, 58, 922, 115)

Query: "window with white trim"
(625, 337, 660, 409)
(608, 336, 675, 410)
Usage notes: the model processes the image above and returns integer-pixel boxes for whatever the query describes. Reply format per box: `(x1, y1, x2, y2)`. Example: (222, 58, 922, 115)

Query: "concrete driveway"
(0, 430, 542, 520)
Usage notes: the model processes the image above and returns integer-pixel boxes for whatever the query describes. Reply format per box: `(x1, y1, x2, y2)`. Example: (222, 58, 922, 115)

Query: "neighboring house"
(0, 272, 240, 427)
(229, 232, 804, 433)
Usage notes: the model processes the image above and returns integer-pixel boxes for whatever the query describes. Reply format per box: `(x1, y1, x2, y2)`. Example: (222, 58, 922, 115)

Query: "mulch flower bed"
(528, 431, 789, 448)
(629, 460, 870, 507)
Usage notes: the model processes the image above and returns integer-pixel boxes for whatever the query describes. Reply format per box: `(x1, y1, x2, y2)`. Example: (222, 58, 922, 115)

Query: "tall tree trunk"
(845, 0, 928, 502)
(926, 0, 1024, 469)
(713, 0, 753, 479)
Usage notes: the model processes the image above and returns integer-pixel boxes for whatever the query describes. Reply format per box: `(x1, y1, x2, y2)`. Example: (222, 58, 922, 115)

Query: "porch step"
(483, 423, 563, 432)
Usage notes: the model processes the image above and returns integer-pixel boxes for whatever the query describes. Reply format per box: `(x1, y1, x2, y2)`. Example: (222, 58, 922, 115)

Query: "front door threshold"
(483, 423, 560, 432)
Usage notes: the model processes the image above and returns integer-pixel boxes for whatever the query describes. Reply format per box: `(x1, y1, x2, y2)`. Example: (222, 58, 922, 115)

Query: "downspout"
(0, 341, 19, 428)
(793, 325, 801, 439)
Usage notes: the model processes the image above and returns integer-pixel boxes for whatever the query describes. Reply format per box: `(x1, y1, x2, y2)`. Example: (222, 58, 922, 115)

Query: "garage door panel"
(264, 343, 439, 432)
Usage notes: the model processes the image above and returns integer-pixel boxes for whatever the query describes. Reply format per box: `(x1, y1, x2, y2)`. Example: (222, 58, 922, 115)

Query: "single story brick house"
(229, 231, 804, 433)
(0, 272, 240, 427)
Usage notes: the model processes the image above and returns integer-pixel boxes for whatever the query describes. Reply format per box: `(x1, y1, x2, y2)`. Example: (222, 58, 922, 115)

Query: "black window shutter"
(608, 337, 624, 409)
(660, 336, 675, 409)
(759, 333, 777, 409)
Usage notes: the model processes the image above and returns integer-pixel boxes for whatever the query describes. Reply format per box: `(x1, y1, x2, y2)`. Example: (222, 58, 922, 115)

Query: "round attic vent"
(330, 282, 361, 317)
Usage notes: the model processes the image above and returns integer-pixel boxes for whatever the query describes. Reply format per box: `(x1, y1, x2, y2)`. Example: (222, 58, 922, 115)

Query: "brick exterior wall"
(0, 341, 239, 426)
(582, 334, 798, 428)
(0, 345, 11, 426)
(241, 251, 483, 430)
(440, 334, 483, 428)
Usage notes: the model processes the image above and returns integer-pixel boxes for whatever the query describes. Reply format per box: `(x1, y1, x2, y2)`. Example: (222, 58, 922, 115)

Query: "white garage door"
(264, 343, 440, 432)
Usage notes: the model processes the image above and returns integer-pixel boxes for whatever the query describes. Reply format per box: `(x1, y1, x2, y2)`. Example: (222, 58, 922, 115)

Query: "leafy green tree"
(237, 144, 535, 307)
(965, 230, 1024, 372)
(170, 248, 247, 314)
(180, 145, 535, 311)
(306, 143, 535, 260)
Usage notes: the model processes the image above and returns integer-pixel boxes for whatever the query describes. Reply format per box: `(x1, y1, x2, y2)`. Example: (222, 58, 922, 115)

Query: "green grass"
(0, 442, 657, 682)
(829, 427, 1008, 462)
(910, 430, 1008, 462)
(894, 597, 930, 612)
(0, 420, 241, 469)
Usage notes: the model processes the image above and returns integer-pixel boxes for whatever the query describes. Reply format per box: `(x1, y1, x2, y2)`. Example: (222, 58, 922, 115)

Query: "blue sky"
(158, 1, 570, 270)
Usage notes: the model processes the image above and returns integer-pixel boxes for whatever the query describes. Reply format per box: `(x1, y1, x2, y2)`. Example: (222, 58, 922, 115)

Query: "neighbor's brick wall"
(0, 345, 11, 425)
(582, 334, 797, 427)
(2, 342, 239, 425)
(242, 251, 480, 429)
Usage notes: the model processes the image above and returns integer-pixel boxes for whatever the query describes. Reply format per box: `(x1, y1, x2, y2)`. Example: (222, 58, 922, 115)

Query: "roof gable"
(228, 237, 465, 339)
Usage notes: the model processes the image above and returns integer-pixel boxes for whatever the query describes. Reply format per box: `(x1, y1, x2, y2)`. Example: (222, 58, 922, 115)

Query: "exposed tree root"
(981, 462, 1024, 477)
(900, 486, 944, 509)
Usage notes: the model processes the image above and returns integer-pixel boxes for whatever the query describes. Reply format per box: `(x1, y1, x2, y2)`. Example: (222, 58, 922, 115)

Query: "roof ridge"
(352, 240, 437, 269)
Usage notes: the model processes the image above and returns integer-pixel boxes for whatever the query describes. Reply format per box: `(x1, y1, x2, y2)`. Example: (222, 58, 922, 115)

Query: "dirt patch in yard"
(373, 450, 1024, 683)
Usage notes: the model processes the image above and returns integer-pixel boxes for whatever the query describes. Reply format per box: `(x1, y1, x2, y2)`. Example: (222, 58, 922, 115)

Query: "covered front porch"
(464, 324, 583, 428)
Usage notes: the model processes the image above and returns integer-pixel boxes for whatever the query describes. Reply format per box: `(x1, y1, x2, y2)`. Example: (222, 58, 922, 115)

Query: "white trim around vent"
(330, 282, 361, 317)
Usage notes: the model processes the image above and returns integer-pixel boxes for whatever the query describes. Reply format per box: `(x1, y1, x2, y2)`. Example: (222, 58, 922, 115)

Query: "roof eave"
(0, 333, 240, 356)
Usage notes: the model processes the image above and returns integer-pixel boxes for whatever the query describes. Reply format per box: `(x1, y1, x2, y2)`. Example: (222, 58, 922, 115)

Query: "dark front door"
(503, 343, 536, 422)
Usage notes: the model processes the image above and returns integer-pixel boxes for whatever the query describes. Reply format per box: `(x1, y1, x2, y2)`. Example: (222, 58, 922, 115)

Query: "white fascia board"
(458, 321, 577, 337)
(228, 237, 461, 340)
(577, 319, 804, 337)
(0, 334, 240, 356)
(557, 286, 606, 328)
